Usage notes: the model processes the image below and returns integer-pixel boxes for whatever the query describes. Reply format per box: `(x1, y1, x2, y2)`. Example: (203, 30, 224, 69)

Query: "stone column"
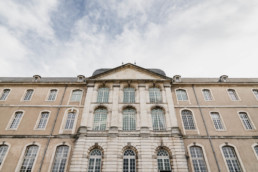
(109, 83, 120, 134)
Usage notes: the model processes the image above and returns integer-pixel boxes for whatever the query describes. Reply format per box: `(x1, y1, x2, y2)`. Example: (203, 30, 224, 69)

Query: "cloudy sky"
(0, 0, 258, 78)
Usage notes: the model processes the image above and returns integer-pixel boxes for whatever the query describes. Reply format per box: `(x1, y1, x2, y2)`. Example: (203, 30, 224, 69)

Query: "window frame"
(149, 87, 162, 103)
(238, 112, 255, 130)
(151, 108, 166, 131)
(156, 149, 172, 171)
(22, 89, 34, 101)
(0, 88, 11, 101)
(93, 108, 108, 131)
(252, 89, 258, 100)
(6, 111, 24, 130)
(49, 144, 70, 172)
(0, 143, 10, 171)
(123, 149, 136, 172)
(209, 112, 226, 131)
(252, 144, 258, 160)
(202, 89, 213, 101)
(227, 89, 240, 101)
(122, 108, 136, 131)
(88, 149, 103, 172)
(97, 87, 109, 103)
(181, 109, 197, 131)
(59, 109, 79, 134)
(175, 89, 189, 101)
(123, 87, 135, 103)
(69, 89, 83, 102)
(46, 89, 58, 101)
(34, 111, 51, 130)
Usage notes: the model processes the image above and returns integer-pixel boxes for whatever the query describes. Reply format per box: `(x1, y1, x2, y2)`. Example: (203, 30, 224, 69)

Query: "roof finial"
(134, 61, 136, 65)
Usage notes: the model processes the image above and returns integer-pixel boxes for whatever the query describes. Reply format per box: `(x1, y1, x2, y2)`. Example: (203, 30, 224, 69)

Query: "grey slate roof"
(0, 77, 78, 83)
(92, 68, 166, 76)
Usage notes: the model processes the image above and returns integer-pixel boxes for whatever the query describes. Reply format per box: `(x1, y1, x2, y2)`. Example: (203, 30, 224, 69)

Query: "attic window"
(33, 75, 41, 82)
(173, 75, 181, 82)
(77, 75, 85, 82)
(219, 75, 228, 82)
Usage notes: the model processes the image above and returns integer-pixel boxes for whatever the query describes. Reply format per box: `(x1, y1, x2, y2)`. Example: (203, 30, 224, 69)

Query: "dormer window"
(77, 75, 85, 82)
(173, 75, 181, 82)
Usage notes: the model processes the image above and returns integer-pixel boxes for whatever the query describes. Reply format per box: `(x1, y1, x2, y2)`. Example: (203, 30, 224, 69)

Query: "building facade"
(0, 63, 258, 172)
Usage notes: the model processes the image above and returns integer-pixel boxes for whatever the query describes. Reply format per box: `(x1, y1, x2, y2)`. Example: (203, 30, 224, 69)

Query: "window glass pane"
(0, 89, 10, 101)
(93, 109, 107, 131)
(228, 89, 239, 101)
(123, 108, 136, 131)
(52, 146, 69, 172)
(88, 149, 102, 172)
(97, 88, 109, 103)
(222, 146, 242, 172)
(20, 145, 38, 172)
(0, 145, 8, 165)
(210, 112, 224, 130)
(10, 111, 23, 129)
(202, 89, 212, 101)
(123, 88, 135, 103)
(190, 146, 208, 172)
(181, 110, 195, 130)
(151, 108, 165, 131)
(70, 90, 82, 102)
(157, 149, 171, 171)
(24, 90, 33, 101)
(37, 112, 49, 129)
(239, 112, 253, 130)
(48, 89, 57, 101)
(65, 112, 76, 130)
(149, 88, 162, 103)
(176, 89, 188, 101)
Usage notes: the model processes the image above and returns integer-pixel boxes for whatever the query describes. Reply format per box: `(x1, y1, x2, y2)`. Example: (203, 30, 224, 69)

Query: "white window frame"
(181, 109, 196, 130)
(123, 149, 136, 172)
(157, 149, 171, 171)
(252, 89, 258, 100)
(227, 89, 240, 101)
(180, 109, 199, 134)
(151, 108, 166, 131)
(88, 149, 102, 172)
(238, 112, 255, 130)
(252, 143, 258, 160)
(97, 87, 109, 103)
(6, 111, 24, 130)
(220, 143, 245, 172)
(69, 89, 83, 102)
(93, 108, 108, 131)
(22, 89, 34, 101)
(202, 89, 213, 101)
(123, 87, 135, 103)
(15, 143, 41, 172)
(149, 87, 162, 103)
(175, 89, 189, 101)
(46, 89, 58, 101)
(59, 108, 79, 134)
(122, 108, 136, 131)
(0, 88, 11, 101)
(34, 111, 51, 130)
(0, 142, 10, 171)
(209, 112, 226, 131)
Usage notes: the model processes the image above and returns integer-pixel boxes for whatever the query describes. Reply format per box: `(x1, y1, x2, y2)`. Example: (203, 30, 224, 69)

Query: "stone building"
(0, 63, 258, 172)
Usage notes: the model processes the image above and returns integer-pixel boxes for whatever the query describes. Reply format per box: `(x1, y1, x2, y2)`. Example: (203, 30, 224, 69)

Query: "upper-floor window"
(9, 111, 23, 129)
(181, 110, 196, 130)
(151, 108, 165, 131)
(176, 89, 188, 101)
(24, 89, 33, 101)
(123, 108, 136, 131)
(202, 89, 213, 101)
(20, 145, 39, 172)
(88, 149, 102, 172)
(97, 87, 109, 103)
(0, 145, 8, 166)
(65, 111, 76, 130)
(238, 112, 253, 130)
(93, 108, 107, 131)
(253, 89, 258, 100)
(51, 145, 69, 172)
(210, 112, 224, 130)
(157, 149, 171, 171)
(149, 87, 162, 103)
(70, 90, 82, 102)
(123, 87, 135, 103)
(189, 146, 208, 172)
(48, 89, 57, 101)
(123, 149, 136, 172)
(0, 89, 10, 101)
(227, 89, 239, 101)
(37, 112, 49, 129)
(254, 145, 258, 158)
(222, 146, 243, 172)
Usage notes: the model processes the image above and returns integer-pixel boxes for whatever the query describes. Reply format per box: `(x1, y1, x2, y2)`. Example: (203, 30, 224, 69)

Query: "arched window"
(93, 108, 107, 131)
(190, 146, 208, 172)
(123, 108, 136, 131)
(20, 145, 39, 172)
(37, 111, 50, 129)
(48, 89, 57, 101)
(149, 87, 162, 103)
(0, 89, 10, 101)
(222, 146, 242, 172)
(181, 110, 196, 130)
(238, 112, 253, 130)
(52, 145, 69, 172)
(123, 149, 136, 172)
(88, 149, 102, 172)
(70, 90, 83, 102)
(97, 87, 109, 103)
(227, 89, 239, 101)
(9, 111, 23, 129)
(65, 111, 76, 130)
(157, 149, 171, 171)
(24, 89, 34, 101)
(0, 145, 8, 166)
(151, 108, 166, 131)
(176, 89, 188, 101)
(210, 112, 224, 130)
(123, 88, 135, 103)
(202, 89, 213, 101)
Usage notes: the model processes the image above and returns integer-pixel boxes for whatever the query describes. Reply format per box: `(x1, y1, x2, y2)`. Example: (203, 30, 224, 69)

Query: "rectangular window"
(24, 89, 33, 101)
(123, 88, 135, 103)
(149, 88, 162, 103)
(9, 111, 23, 129)
(176, 89, 188, 101)
(48, 89, 57, 101)
(202, 89, 213, 101)
(0, 89, 10, 101)
(239, 112, 253, 130)
(97, 88, 109, 103)
(228, 89, 239, 101)
(210, 112, 224, 130)
(37, 112, 49, 129)
(70, 90, 82, 102)
(181, 110, 196, 130)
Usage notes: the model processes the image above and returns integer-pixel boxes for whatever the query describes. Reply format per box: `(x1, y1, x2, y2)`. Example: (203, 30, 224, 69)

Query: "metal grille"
(65, 112, 76, 129)
(176, 89, 188, 101)
(149, 88, 162, 103)
(24, 89, 33, 101)
(70, 90, 82, 102)
(37, 112, 49, 129)
(228, 89, 239, 101)
(0, 89, 10, 100)
(0, 145, 8, 165)
(48, 89, 57, 101)
(52, 146, 69, 172)
(88, 149, 102, 172)
(210, 112, 224, 130)
(93, 109, 107, 131)
(157, 149, 171, 171)
(20, 145, 38, 172)
(10, 111, 23, 129)
(202, 89, 212, 101)
(123, 88, 135, 103)
(151, 108, 165, 131)
(97, 88, 109, 103)
(254, 146, 258, 157)
(123, 108, 136, 131)
(253, 89, 258, 100)
(222, 146, 242, 172)
(181, 110, 196, 130)
(190, 146, 208, 172)
(239, 112, 253, 130)
(123, 150, 136, 172)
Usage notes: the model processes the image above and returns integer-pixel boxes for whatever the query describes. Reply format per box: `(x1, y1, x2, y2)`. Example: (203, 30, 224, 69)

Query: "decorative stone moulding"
(77, 75, 85, 82)
(219, 75, 228, 82)
(33, 75, 41, 82)
(173, 75, 181, 82)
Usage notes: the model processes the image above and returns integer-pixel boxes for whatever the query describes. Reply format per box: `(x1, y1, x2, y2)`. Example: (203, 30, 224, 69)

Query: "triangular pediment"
(90, 63, 169, 80)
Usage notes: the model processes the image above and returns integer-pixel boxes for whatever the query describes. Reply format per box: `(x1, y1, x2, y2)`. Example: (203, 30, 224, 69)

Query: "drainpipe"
(38, 85, 68, 172)
(192, 85, 221, 172)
